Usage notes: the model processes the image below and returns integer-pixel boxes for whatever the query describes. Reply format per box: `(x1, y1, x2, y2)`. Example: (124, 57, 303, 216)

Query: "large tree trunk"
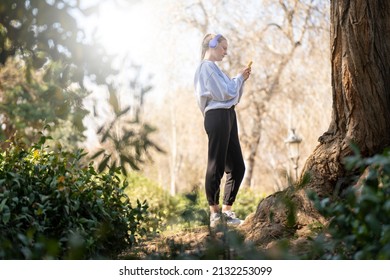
(242, 0, 390, 245)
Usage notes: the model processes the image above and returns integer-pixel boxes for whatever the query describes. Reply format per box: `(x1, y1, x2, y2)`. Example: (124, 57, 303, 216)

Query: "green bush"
(308, 149, 390, 259)
(125, 173, 208, 232)
(125, 172, 172, 234)
(0, 135, 148, 259)
(125, 173, 264, 234)
(232, 187, 265, 220)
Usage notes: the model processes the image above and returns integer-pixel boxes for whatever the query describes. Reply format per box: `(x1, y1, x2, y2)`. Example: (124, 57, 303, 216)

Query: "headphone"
(209, 34, 222, 48)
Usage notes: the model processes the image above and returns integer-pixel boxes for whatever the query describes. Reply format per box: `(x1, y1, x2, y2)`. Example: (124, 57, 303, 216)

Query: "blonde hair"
(200, 33, 226, 60)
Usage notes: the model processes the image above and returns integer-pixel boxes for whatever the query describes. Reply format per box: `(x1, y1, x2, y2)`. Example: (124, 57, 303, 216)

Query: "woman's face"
(211, 39, 228, 61)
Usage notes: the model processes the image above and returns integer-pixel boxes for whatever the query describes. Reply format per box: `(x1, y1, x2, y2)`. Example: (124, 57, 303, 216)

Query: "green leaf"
(98, 155, 110, 173)
(90, 149, 105, 160)
(0, 198, 8, 212)
(2, 211, 11, 224)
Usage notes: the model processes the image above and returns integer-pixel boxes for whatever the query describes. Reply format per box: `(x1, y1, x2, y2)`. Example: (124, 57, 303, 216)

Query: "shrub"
(308, 149, 390, 259)
(232, 187, 266, 220)
(124, 174, 265, 234)
(0, 135, 148, 259)
(125, 173, 208, 232)
(124, 172, 172, 234)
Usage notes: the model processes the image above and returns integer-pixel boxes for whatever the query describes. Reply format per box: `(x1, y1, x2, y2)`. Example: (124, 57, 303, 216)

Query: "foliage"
(0, 0, 119, 148)
(0, 0, 114, 84)
(121, 146, 390, 260)
(229, 187, 266, 220)
(90, 85, 164, 175)
(115, 171, 276, 260)
(124, 173, 265, 236)
(0, 135, 148, 259)
(124, 172, 172, 235)
(307, 149, 390, 259)
(124, 172, 205, 234)
(0, 58, 88, 146)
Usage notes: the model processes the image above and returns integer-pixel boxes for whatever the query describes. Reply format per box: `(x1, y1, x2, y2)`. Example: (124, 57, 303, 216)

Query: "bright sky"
(82, 0, 199, 92)
(80, 0, 200, 147)
(94, 1, 156, 62)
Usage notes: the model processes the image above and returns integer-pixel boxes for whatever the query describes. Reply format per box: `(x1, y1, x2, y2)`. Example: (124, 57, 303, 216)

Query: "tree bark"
(304, 0, 390, 193)
(243, 0, 390, 245)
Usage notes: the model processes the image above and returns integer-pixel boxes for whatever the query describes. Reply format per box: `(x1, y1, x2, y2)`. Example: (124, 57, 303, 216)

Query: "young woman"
(194, 33, 251, 227)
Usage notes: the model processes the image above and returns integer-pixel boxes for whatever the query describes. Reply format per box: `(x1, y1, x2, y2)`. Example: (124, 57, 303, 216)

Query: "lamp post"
(284, 128, 302, 182)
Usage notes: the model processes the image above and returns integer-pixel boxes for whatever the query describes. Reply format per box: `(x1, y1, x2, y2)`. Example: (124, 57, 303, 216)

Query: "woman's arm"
(202, 62, 244, 102)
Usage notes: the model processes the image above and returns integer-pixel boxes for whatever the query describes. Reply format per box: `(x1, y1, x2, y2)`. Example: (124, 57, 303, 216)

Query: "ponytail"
(201, 34, 212, 60)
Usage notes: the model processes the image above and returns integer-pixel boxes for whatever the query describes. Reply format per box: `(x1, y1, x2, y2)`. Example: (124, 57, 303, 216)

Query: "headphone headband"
(209, 34, 222, 48)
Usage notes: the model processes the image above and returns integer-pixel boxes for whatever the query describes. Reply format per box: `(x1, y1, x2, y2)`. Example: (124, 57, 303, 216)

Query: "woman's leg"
(223, 109, 245, 206)
(204, 109, 231, 207)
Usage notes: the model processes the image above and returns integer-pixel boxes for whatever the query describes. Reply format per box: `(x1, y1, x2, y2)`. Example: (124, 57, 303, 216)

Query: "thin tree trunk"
(243, 108, 262, 187)
(170, 101, 177, 196)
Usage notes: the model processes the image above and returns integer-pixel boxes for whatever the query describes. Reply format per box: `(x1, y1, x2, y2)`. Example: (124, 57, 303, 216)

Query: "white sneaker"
(222, 210, 243, 226)
(210, 212, 221, 227)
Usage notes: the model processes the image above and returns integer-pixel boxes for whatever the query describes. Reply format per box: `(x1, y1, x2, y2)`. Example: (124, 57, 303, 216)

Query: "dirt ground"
(118, 221, 314, 260)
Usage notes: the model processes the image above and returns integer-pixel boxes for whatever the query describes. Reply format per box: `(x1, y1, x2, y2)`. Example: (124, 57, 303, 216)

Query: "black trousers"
(204, 107, 245, 206)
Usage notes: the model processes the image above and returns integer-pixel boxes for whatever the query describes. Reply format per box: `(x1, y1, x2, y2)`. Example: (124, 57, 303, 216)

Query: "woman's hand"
(241, 66, 251, 81)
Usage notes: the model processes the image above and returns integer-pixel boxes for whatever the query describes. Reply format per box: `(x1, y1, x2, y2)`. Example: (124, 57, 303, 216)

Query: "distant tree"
(236, 0, 319, 188)
(243, 0, 390, 245)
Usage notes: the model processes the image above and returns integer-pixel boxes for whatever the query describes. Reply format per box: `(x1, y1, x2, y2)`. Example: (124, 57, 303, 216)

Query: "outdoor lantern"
(284, 128, 302, 181)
